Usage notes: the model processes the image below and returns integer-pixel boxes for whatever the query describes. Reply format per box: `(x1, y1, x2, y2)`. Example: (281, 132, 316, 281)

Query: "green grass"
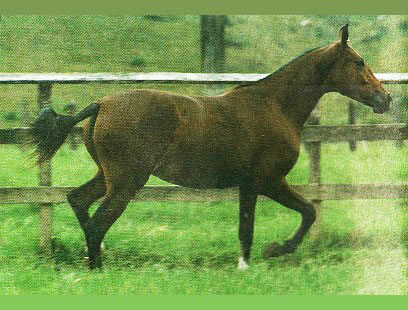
(1, 141, 407, 294)
(0, 199, 358, 295)
(0, 15, 407, 294)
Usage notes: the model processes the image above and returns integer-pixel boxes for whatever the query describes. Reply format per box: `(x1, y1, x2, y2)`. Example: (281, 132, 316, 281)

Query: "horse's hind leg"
(261, 179, 316, 258)
(67, 118, 107, 231)
(83, 165, 150, 269)
(67, 169, 106, 231)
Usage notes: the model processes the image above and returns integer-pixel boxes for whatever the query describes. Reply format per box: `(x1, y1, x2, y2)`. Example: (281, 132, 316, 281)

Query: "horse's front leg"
(237, 185, 257, 270)
(260, 179, 316, 258)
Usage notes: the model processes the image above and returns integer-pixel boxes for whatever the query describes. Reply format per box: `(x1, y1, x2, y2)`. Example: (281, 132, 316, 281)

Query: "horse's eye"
(355, 58, 365, 67)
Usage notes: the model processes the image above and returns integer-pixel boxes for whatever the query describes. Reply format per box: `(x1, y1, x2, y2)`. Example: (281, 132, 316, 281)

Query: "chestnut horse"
(31, 25, 391, 270)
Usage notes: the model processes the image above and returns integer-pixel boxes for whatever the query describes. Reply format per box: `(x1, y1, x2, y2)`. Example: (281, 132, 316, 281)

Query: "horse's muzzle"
(372, 93, 392, 114)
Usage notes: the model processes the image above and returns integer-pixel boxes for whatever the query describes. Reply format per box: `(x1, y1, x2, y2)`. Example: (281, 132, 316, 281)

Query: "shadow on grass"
(52, 239, 86, 267)
(49, 230, 382, 271)
(264, 231, 381, 269)
(51, 238, 238, 270)
(309, 231, 382, 251)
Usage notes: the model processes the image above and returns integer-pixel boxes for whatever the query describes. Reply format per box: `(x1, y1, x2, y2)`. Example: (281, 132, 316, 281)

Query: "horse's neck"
(250, 53, 329, 128)
(265, 64, 326, 128)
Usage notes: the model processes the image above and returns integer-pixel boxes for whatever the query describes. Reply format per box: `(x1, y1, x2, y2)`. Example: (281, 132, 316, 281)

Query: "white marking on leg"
(84, 242, 105, 253)
(237, 257, 249, 270)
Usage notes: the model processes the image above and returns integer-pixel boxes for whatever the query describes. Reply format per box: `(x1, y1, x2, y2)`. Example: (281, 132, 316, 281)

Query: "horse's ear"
(339, 24, 349, 46)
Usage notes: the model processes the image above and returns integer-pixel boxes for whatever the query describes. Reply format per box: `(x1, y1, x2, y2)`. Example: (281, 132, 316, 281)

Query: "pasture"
(0, 15, 407, 294)
(1, 142, 407, 294)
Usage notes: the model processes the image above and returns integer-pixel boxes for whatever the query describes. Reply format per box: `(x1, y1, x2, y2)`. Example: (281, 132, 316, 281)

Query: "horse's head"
(320, 24, 392, 114)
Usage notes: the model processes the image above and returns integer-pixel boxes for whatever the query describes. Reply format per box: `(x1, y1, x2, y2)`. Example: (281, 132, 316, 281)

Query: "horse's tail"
(29, 103, 100, 163)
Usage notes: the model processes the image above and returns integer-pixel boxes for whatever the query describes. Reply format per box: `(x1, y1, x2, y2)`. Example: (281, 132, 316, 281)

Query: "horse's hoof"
(237, 257, 249, 271)
(88, 261, 103, 271)
(88, 254, 103, 271)
(262, 242, 286, 259)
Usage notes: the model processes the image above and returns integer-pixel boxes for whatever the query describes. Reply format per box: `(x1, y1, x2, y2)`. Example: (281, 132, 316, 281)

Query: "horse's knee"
(106, 173, 148, 200)
(67, 174, 106, 209)
(67, 188, 80, 208)
(67, 188, 88, 213)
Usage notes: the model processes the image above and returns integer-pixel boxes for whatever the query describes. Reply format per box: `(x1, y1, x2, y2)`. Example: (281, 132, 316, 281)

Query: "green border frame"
(1, 0, 408, 14)
(0, 0, 407, 303)
(2, 296, 408, 307)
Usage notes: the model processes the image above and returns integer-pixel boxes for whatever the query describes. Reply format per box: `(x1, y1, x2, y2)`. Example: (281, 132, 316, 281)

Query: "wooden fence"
(1, 72, 408, 254)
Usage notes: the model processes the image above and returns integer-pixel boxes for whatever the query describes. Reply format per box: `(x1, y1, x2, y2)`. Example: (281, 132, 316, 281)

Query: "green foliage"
(144, 15, 167, 22)
(130, 56, 147, 67)
(2, 112, 18, 122)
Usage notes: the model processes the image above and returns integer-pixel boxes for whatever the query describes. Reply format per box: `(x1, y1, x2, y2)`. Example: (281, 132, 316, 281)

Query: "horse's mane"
(234, 45, 325, 90)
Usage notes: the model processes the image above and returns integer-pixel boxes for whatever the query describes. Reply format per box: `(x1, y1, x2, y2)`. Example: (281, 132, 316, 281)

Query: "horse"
(30, 25, 392, 270)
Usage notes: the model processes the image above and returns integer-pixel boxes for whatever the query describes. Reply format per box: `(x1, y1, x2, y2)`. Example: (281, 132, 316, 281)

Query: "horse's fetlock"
(282, 240, 297, 253)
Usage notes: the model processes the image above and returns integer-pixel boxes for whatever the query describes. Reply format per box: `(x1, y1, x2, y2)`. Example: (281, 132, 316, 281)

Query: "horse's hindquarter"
(93, 90, 181, 171)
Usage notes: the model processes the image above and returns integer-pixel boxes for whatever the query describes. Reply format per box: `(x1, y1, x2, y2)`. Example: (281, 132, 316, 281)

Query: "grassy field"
(0, 15, 407, 294)
(0, 141, 407, 294)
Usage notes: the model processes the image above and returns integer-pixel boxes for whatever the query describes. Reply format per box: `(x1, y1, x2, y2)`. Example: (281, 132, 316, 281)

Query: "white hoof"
(237, 257, 249, 271)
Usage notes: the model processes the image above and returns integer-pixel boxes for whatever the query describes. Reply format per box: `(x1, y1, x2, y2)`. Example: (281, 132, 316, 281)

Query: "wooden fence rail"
(0, 72, 408, 85)
(1, 183, 408, 205)
(2, 123, 408, 145)
(1, 72, 407, 253)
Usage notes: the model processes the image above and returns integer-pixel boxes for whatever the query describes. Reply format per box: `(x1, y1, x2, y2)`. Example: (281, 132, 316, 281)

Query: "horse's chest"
(253, 124, 301, 176)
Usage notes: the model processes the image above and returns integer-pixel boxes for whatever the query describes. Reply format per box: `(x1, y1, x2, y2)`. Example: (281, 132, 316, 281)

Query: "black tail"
(30, 103, 100, 163)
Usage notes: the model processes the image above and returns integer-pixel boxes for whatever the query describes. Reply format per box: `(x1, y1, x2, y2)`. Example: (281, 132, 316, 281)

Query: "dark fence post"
(306, 107, 322, 238)
(201, 15, 226, 95)
(37, 83, 53, 256)
(201, 15, 225, 73)
(20, 99, 31, 126)
(19, 99, 31, 149)
(64, 101, 78, 150)
(348, 102, 357, 151)
(392, 96, 404, 148)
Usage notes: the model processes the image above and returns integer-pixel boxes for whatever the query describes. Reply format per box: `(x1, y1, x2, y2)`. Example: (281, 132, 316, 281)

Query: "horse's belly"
(152, 151, 248, 189)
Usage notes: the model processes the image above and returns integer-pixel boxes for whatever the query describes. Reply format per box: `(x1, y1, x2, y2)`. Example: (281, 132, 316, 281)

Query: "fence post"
(392, 96, 404, 148)
(200, 15, 226, 95)
(306, 107, 322, 238)
(64, 101, 78, 150)
(348, 102, 357, 151)
(201, 15, 225, 73)
(37, 83, 53, 256)
(20, 99, 32, 126)
(19, 99, 31, 150)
